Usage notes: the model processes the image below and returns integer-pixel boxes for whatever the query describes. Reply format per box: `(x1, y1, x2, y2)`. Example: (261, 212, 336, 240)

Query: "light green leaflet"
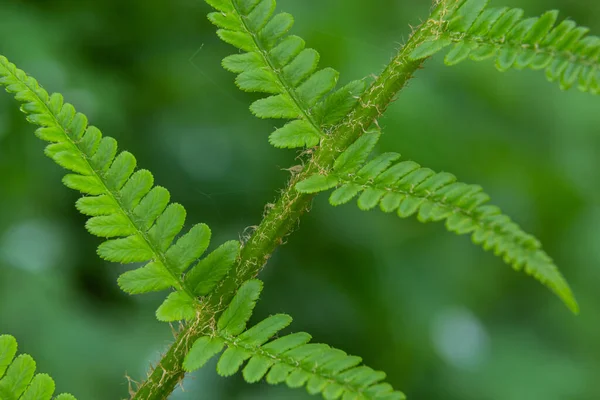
(411, 0, 600, 93)
(184, 280, 406, 400)
(206, 0, 367, 148)
(0, 55, 241, 323)
(0, 335, 76, 400)
(296, 130, 578, 314)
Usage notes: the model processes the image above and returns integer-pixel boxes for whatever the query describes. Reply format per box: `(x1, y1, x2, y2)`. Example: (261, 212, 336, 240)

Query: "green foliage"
(0, 0, 596, 398)
(0, 56, 241, 322)
(206, 0, 366, 148)
(0, 335, 76, 399)
(296, 130, 578, 314)
(183, 280, 405, 400)
(411, 0, 600, 93)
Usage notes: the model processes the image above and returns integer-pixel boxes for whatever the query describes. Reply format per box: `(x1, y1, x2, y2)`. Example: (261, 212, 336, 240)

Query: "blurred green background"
(1, 0, 599, 399)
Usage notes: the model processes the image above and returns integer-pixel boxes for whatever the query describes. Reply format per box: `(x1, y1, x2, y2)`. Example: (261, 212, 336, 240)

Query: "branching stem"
(131, 3, 449, 399)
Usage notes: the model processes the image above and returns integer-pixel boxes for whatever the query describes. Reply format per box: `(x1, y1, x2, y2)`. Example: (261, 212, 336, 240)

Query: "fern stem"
(131, 4, 448, 399)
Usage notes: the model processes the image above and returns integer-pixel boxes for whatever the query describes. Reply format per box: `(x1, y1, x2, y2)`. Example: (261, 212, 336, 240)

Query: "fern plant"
(0, 335, 75, 400)
(0, 0, 596, 398)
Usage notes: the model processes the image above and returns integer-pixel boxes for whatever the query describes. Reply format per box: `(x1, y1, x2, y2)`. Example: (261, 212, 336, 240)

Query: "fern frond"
(183, 280, 405, 400)
(0, 55, 241, 322)
(410, 0, 600, 93)
(296, 130, 578, 314)
(0, 334, 76, 399)
(205, 0, 366, 148)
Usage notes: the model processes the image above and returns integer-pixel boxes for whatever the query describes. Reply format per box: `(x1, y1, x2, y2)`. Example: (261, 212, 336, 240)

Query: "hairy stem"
(132, 4, 448, 399)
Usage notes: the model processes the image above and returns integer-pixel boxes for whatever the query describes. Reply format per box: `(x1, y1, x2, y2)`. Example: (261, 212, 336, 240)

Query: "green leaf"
(205, 0, 233, 13)
(259, 13, 294, 48)
(90, 137, 117, 172)
(333, 130, 380, 174)
(246, 0, 276, 32)
(0, 335, 17, 378)
(148, 203, 186, 252)
(295, 174, 339, 194)
(207, 11, 243, 31)
(266, 364, 293, 384)
(217, 280, 263, 336)
(243, 355, 274, 383)
(62, 174, 104, 195)
(409, 39, 452, 60)
(55, 395, 77, 400)
(118, 262, 178, 294)
(165, 223, 212, 274)
(357, 189, 386, 211)
(296, 68, 339, 106)
(50, 150, 93, 175)
(236, 69, 281, 93)
(236, 0, 262, 16)
(119, 169, 154, 211)
(468, 7, 509, 35)
(444, 42, 477, 65)
(134, 186, 171, 230)
(35, 126, 63, 143)
(283, 49, 319, 87)
(329, 183, 362, 206)
(86, 213, 135, 238)
(449, 0, 489, 32)
(489, 8, 524, 38)
(238, 314, 293, 346)
(269, 120, 321, 148)
(187, 240, 241, 296)
(261, 332, 312, 354)
(426, 4, 600, 95)
(314, 80, 366, 126)
(217, 29, 258, 52)
(0, 354, 36, 399)
(105, 151, 136, 191)
(65, 112, 87, 140)
(21, 374, 55, 400)
(156, 291, 196, 322)
(269, 35, 305, 68)
(217, 347, 250, 376)
(321, 132, 578, 313)
(357, 153, 401, 180)
(183, 337, 225, 372)
(97, 235, 153, 263)
(222, 52, 266, 74)
(250, 95, 300, 119)
(75, 195, 117, 217)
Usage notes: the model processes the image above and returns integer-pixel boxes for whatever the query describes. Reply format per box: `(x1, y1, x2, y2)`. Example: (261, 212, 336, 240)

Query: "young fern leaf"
(410, 0, 600, 93)
(205, 0, 367, 148)
(296, 130, 578, 314)
(183, 280, 405, 400)
(0, 334, 76, 400)
(0, 55, 241, 322)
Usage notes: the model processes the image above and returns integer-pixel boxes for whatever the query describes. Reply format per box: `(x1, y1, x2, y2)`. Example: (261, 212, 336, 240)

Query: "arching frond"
(184, 280, 405, 400)
(0, 334, 76, 400)
(410, 0, 600, 93)
(205, 0, 366, 148)
(0, 55, 240, 322)
(296, 130, 578, 314)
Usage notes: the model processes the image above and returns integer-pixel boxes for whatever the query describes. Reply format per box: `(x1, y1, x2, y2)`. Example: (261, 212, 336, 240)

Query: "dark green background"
(1, 0, 599, 398)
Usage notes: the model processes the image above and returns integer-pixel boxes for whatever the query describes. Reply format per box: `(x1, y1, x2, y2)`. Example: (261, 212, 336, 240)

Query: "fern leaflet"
(0, 334, 76, 400)
(410, 0, 600, 93)
(205, 0, 366, 148)
(295, 130, 578, 314)
(0, 55, 240, 322)
(183, 280, 405, 400)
